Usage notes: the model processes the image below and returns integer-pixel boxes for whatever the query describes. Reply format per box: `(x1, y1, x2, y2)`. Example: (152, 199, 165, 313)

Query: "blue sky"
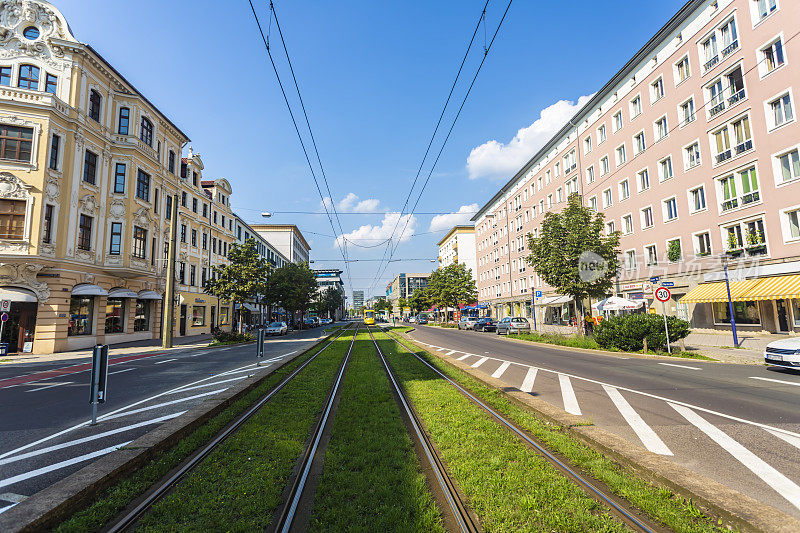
(55, 0, 687, 298)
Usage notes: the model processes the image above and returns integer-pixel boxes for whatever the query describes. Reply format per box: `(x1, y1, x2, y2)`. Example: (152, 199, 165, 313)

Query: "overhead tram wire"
(370, 0, 514, 294)
(367, 0, 491, 293)
(247, 0, 352, 287)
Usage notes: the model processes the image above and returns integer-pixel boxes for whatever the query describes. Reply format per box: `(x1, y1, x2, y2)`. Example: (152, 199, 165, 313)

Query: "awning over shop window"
(137, 290, 163, 300)
(679, 278, 761, 304)
(538, 295, 572, 306)
(242, 303, 259, 313)
(0, 287, 37, 302)
(108, 288, 139, 299)
(736, 274, 800, 301)
(71, 284, 108, 297)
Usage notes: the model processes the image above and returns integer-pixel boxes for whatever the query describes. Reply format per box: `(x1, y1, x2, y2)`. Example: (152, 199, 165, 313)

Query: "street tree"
(264, 262, 318, 329)
(408, 286, 432, 314)
(426, 263, 477, 322)
(315, 287, 343, 319)
(526, 193, 620, 317)
(204, 239, 271, 333)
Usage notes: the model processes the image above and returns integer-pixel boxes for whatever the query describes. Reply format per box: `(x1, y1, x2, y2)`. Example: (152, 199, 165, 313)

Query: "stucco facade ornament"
(75, 248, 92, 261)
(45, 174, 59, 201)
(108, 199, 125, 220)
(133, 207, 152, 229)
(0, 240, 28, 253)
(0, 262, 50, 301)
(79, 194, 98, 215)
(0, 171, 32, 200)
(105, 254, 121, 265)
(39, 242, 54, 257)
(0, 0, 72, 70)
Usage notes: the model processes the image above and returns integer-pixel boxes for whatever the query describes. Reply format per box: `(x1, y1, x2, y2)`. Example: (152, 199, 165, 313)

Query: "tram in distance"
(363, 309, 375, 325)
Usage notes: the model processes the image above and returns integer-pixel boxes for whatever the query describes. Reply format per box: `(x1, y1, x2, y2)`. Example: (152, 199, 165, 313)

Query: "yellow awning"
(679, 279, 760, 304)
(739, 274, 800, 301)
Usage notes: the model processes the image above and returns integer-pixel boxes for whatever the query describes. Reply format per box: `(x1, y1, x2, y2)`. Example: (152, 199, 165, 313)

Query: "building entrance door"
(776, 300, 790, 332)
(210, 306, 216, 332)
(1, 302, 38, 353)
(179, 305, 187, 336)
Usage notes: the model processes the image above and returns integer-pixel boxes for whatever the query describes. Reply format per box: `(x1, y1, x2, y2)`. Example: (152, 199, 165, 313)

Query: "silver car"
(265, 321, 288, 336)
(458, 316, 479, 330)
(496, 317, 531, 335)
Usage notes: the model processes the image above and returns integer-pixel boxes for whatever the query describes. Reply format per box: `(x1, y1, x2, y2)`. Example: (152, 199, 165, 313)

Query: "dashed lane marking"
(604, 385, 672, 455)
(154, 358, 178, 365)
(471, 357, 489, 368)
(520, 367, 537, 393)
(109, 368, 134, 375)
(491, 361, 511, 379)
(25, 382, 73, 393)
(658, 363, 701, 370)
(559, 374, 581, 415)
(749, 376, 800, 387)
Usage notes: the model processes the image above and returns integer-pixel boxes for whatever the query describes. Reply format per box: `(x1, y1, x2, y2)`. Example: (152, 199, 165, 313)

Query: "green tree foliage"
(667, 239, 682, 262)
(594, 314, 691, 352)
(426, 263, 477, 322)
(204, 239, 271, 332)
(264, 262, 318, 329)
(314, 287, 343, 318)
(527, 194, 620, 314)
(408, 287, 432, 314)
(373, 299, 392, 313)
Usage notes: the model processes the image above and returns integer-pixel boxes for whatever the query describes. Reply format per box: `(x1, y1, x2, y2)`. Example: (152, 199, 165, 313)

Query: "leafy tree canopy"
(426, 263, 477, 319)
(264, 262, 318, 326)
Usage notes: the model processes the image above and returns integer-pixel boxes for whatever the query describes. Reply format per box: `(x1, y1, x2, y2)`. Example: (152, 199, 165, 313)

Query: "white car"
(265, 321, 288, 336)
(764, 338, 800, 369)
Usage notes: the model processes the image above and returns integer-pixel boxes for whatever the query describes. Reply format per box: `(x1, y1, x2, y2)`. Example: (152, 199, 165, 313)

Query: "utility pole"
(162, 194, 179, 348)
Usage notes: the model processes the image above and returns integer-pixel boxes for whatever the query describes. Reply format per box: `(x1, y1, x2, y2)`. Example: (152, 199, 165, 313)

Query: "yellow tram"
(363, 309, 375, 325)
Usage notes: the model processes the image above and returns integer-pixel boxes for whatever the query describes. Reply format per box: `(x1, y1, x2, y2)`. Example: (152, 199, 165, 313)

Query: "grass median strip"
(309, 331, 445, 532)
(56, 329, 353, 533)
(386, 329, 728, 533)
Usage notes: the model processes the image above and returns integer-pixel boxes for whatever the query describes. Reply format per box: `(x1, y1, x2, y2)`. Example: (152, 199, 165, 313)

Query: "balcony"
(704, 55, 719, 71)
(715, 150, 732, 164)
(742, 191, 760, 206)
(728, 88, 746, 106)
(721, 198, 738, 212)
(564, 163, 577, 175)
(734, 139, 753, 155)
(721, 39, 739, 58)
(709, 100, 725, 118)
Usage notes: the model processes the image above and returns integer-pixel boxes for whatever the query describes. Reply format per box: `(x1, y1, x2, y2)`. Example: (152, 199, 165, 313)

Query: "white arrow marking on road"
(670, 403, 800, 511)
(491, 361, 511, 379)
(154, 358, 178, 365)
(749, 376, 800, 387)
(0, 441, 133, 489)
(658, 363, 701, 370)
(559, 374, 581, 415)
(471, 357, 488, 368)
(520, 368, 537, 393)
(604, 385, 672, 455)
(25, 382, 73, 393)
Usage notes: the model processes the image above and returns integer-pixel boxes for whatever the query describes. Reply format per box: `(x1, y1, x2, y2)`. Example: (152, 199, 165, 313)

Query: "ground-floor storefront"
(176, 292, 232, 337)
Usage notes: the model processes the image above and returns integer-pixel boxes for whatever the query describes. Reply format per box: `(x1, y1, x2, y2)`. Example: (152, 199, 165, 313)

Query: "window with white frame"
(633, 131, 646, 155)
(597, 124, 607, 144)
(600, 156, 610, 175)
(784, 207, 800, 241)
(623, 214, 634, 235)
(724, 218, 766, 254)
(689, 185, 707, 212)
(760, 37, 785, 76)
(630, 95, 642, 118)
(707, 65, 745, 119)
(702, 33, 719, 71)
(566, 176, 578, 195)
(768, 92, 794, 129)
(616, 144, 627, 166)
(695, 231, 712, 256)
(606, 220, 615, 235)
(586, 165, 595, 184)
(602, 188, 613, 208)
(753, 0, 778, 23)
(675, 56, 691, 83)
(588, 196, 597, 212)
(584, 136, 592, 154)
(556, 187, 563, 203)
(680, 98, 696, 125)
(776, 148, 800, 183)
(667, 238, 682, 262)
(564, 150, 576, 174)
(537, 176, 543, 190)
(546, 169, 551, 185)
(685, 142, 701, 169)
(641, 206, 654, 229)
(637, 168, 650, 191)
(619, 179, 630, 201)
(720, 18, 739, 57)
(613, 111, 623, 132)
(663, 197, 678, 221)
(731, 115, 753, 155)
(659, 156, 674, 181)
(711, 125, 732, 164)
(646, 244, 658, 266)
(625, 249, 637, 270)
(651, 77, 664, 102)
(718, 165, 760, 212)
(655, 116, 668, 141)
(554, 162, 560, 178)
(547, 194, 553, 208)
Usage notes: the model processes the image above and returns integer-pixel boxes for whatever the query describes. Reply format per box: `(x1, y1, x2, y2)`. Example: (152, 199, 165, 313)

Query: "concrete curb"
(398, 332, 800, 533)
(0, 329, 341, 533)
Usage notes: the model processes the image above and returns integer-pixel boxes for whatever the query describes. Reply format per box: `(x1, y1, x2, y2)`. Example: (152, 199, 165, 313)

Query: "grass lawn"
(386, 330, 727, 533)
(56, 329, 354, 533)
(309, 330, 445, 532)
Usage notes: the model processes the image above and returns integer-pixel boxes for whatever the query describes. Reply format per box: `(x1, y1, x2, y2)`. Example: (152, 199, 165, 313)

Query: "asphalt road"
(407, 325, 800, 519)
(0, 326, 334, 515)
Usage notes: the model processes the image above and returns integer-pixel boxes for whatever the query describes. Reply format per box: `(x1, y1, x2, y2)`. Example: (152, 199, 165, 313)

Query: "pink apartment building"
(473, 0, 800, 334)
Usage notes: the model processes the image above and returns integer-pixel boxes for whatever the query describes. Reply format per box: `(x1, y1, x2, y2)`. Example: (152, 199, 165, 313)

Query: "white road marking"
(0, 412, 185, 466)
(0, 441, 133, 489)
(520, 368, 537, 393)
(766, 429, 800, 451)
(603, 385, 672, 455)
(491, 361, 511, 379)
(0, 493, 26, 503)
(154, 358, 178, 365)
(109, 368, 134, 375)
(101, 389, 228, 421)
(749, 376, 800, 387)
(25, 382, 72, 393)
(457, 354, 470, 361)
(670, 403, 800, 511)
(437, 347, 446, 352)
(445, 350, 456, 356)
(471, 357, 488, 368)
(171, 376, 247, 393)
(559, 374, 581, 415)
(658, 363, 701, 370)
(0, 503, 18, 515)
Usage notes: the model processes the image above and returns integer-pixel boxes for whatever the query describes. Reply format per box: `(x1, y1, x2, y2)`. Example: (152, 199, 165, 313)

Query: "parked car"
(303, 317, 318, 327)
(416, 316, 428, 325)
(457, 316, 479, 330)
(265, 321, 288, 336)
(764, 338, 800, 369)
(474, 317, 496, 332)
(496, 317, 531, 335)
(408, 316, 416, 323)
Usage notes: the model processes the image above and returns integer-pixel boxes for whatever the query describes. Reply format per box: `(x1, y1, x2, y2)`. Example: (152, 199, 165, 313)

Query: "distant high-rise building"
(352, 290, 364, 311)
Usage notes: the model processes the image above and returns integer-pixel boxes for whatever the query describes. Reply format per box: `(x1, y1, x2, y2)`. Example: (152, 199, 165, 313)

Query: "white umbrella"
(592, 296, 645, 312)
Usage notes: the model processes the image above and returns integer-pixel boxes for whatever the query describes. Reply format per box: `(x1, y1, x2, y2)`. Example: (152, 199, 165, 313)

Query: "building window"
(180, 224, 187, 243)
(655, 116, 668, 141)
(154, 189, 159, 214)
(49, 134, 59, 170)
(600, 156, 609, 175)
(45, 73, 57, 94)
(731, 116, 752, 155)
(680, 98, 696, 125)
(68, 296, 94, 336)
(202, 232, 207, 250)
(134, 300, 150, 332)
(0, 199, 25, 239)
(616, 144, 626, 166)
(586, 165, 595, 184)
(630, 95, 642, 118)
(181, 191, 187, 207)
(685, 143, 701, 169)
(166, 195, 173, 219)
(702, 34, 719, 71)
(584, 136, 592, 154)
(713, 301, 760, 325)
(602, 188, 613, 208)
(0, 124, 33, 162)
(82, 150, 97, 184)
(676, 56, 690, 83)
(690, 186, 707, 212)
(696, 232, 712, 256)
(606, 221, 615, 235)
(105, 298, 125, 334)
(646, 245, 658, 266)
(651, 77, 664, 102)
(190, 265, 196, 286)
(613, 111, 623, 132)
(118, 107, 130, 135)
(192, 171, 198, 187)
(192, 198, 198, 213)
(136, 169, 150, 201)
(641, 206, 654, 229)
(785, 208, 800, 241)
(770, 93, 794, 128)
(178, 262, 185, 284)
(112, 163, 126, 194)
(43, 204, 54, 244)
(132, 226, 147, 258)
(168, 150, 175, 174)
(777, 149, 800, 183)
(88, 90, 101, 122)
(597, 124, 606, 144)
(619, 179, 630, 201)
(78, 214, 93, 251)
(633, 132, 646, 155)
(719, 166, 759, 212)
(191, 228, 197, 247)
(637, 168, 650, 191)
(109, 222, 122, 255)
(623, 214, 634, 235)
(720, 18, 739, 56)
(140, 117, 153, 146)
(712, 125, 731, 164)
(755, 0, 778, 21)
(0, 66, 10, 86)
(664, 197, 678, 221)
(202, 203, 208, 217)
(18, 64, 39, 90)
(762, 38, 785, 75)
(625, 250, 637, 270)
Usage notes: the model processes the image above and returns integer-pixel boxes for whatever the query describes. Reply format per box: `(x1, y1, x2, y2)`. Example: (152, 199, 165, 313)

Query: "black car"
(474, 317, 496, 332)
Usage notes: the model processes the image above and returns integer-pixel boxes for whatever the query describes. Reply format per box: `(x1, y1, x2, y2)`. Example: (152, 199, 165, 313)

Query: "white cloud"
(429, 204, 479, 232)
(466, 94, 595, 180)
(336, 212, 417, 248)
(323, 192, 381, 213)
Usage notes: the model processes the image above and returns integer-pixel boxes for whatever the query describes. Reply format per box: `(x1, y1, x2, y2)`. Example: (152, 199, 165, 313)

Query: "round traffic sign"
(655, 287, 671, 302)
(1, 313, 8, 322)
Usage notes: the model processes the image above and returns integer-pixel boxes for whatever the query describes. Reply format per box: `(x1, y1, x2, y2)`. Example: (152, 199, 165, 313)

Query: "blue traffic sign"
(535, 291, 542, 298)
(661, 281, 675, 287)
(649, 276, 661, 283)
(0, 313, 7, 322)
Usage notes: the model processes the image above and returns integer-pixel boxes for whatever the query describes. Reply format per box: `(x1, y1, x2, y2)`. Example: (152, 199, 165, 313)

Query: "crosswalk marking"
(437, 347, 446, 352)
(559, 374, 581, 415)
(471, 357, 489, 368)
(445, 350, 456, 356)
(671, 403, 800, 511)
(491, 361, 511, 379)
(603, 386, 672, 455)
(457, 354, 470, 361)
(520, 368, 537, 393)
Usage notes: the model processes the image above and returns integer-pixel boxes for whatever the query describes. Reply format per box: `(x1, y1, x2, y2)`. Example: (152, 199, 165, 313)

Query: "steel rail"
(106, 323, 357, 533)
(382, 329, 659, 533)
(367, 327, 480, 533)
(272, 324, 359, 533)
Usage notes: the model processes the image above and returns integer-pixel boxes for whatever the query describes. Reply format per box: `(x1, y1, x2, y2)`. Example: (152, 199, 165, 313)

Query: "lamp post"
(721, 254, 739, 347)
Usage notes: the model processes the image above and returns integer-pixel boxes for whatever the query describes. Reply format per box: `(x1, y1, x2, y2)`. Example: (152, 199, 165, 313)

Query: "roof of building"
(437, 225, 475, 246)
(250, 224, 312, 252)
(471, 0, 703, 221)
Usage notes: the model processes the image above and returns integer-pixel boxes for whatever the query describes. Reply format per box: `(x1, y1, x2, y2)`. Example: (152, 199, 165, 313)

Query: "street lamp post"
(721, 254, 739, 347)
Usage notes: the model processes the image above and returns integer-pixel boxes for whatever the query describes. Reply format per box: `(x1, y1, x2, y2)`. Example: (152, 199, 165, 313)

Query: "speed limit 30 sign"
(655, 287, 671, 303)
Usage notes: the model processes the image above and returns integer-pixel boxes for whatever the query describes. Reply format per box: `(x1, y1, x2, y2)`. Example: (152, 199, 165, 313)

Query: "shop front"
(0, 287, 38, 353)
